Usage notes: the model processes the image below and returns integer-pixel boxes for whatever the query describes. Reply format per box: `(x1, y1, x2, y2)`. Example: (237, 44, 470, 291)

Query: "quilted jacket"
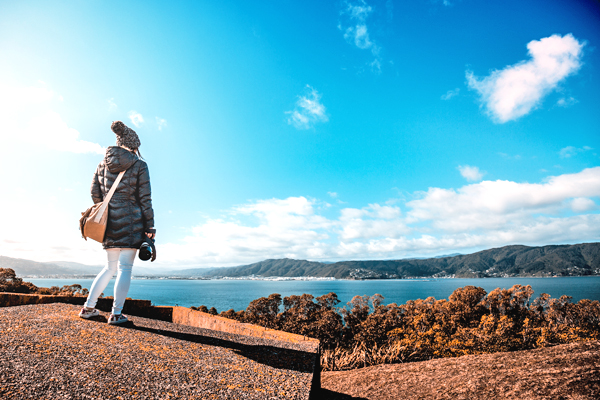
(91, 146, 155, 249)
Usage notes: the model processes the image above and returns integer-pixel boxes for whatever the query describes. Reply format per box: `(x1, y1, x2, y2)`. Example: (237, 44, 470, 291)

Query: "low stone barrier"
(172, 306, 320, 347)
(0, 292, 173, 321)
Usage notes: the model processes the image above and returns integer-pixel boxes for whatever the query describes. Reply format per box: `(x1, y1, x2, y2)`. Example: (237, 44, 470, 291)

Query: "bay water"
(27, 276, 600, 313)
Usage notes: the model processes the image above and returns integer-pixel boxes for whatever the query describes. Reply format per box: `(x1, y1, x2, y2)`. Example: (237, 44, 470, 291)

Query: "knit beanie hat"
(111, 121, 141, 150)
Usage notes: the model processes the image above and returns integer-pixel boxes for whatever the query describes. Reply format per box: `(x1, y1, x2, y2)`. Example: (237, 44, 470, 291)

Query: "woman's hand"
(146, 228, 156, 240)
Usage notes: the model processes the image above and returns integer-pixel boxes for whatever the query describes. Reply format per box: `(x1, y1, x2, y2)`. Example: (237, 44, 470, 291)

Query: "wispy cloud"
(343, 1, 372, 46)
(467, 34, 584, 123)
(156, 117, 167, 131)
(369, 59, 382, 74)
(128, 110, 144, 127)
(339, 0, 382, 72)
(441, 88, 460, 100)
(559, 145, 592, 158)
(0, 81, 104, 154)
(557, 96, 578, 108)
(458, 165, 485, 182)
(286, 85, 328, 130)
(498, 152, 522, 160)
(107, 98, 118, 111)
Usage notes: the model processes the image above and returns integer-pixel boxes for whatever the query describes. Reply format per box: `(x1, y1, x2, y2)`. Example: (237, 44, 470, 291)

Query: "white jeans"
(84, 248, 137, 315)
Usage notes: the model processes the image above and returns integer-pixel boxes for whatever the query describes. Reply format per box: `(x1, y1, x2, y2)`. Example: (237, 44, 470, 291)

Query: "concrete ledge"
(172, 306, 320, 349)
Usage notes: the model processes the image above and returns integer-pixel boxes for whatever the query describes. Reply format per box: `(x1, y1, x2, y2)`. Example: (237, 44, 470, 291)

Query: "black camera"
(139, 238, 156, 261)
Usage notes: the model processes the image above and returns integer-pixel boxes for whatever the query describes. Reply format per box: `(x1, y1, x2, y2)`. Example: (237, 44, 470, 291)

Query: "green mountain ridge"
(3, 242, 599, 279)
(201, 242, 600, 279)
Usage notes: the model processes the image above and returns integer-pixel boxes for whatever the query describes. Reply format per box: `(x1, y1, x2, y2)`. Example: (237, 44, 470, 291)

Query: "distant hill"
(0, 256, 103, 277)
(0, 256, 162, 278)
(202, 242, 600, 279)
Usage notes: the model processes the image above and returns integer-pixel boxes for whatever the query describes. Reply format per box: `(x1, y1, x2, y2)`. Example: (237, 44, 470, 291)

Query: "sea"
(27, 276, 600, 313)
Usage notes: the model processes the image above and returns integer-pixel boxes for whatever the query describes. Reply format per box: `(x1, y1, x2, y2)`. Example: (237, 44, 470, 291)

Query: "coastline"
(20, 273, 600, 280)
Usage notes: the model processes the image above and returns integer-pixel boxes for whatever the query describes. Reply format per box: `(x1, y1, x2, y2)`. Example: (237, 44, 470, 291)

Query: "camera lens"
(139, 242, 152, 261)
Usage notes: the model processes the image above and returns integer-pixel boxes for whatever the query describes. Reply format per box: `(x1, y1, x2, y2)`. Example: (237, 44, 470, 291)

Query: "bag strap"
(93, 170, 127, 223)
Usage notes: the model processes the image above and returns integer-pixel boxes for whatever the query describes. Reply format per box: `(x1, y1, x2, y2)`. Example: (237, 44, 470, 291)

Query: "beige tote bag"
(80, 170, 126, 243)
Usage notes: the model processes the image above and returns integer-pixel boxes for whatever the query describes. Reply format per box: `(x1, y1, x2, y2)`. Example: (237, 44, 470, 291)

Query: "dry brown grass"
(320, 340, 600, 400)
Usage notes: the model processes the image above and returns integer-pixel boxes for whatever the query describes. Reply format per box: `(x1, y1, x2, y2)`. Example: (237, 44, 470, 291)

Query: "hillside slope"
(0, 256, 91, 277)
(319, 340, 600, 400)
(203, 242, 600, 279)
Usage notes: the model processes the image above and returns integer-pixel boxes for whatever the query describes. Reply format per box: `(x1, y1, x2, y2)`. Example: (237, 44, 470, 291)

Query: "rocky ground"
(319, 340, 600, 400)
(0, 303, 317, 399)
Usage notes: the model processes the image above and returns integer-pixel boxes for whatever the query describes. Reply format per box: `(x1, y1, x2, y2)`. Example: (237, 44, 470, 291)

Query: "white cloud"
(153, 167, 600, 267)
(30, 111, 105, 154)
(407, 167, 600, 232)
(0, 82, 104, 154)
(458, 165, 485, 182)
(159, 197, 335, 266)
(441, 88, 460, 100)
(3, 157, 599, 267)
(571, 197, 597, 212)
(467, 34, 584, 123)
(339, 204, 407, 240)
(0, 185, 107, 266)
(0, 81, 108, 266)
(156, 117, 167, 131)
(559, 145, 592, 158)
(286, 86, 328, 130)
(128, 110, 144, 127)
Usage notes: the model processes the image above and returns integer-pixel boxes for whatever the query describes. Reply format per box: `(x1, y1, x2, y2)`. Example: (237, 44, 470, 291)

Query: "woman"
(79, 121, 156, 325)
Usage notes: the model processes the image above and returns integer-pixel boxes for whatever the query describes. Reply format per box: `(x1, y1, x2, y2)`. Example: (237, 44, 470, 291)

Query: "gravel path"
(0, 303, 317, 399)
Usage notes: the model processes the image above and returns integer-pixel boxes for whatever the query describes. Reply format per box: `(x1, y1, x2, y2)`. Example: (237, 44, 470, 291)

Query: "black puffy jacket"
(91, 146, 155, 249)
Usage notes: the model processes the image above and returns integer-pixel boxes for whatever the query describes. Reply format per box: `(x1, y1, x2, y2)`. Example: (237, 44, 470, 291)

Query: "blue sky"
(0, 0, 599, 270)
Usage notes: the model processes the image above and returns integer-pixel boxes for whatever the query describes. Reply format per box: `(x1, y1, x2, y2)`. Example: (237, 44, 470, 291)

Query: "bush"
(0, 268, 38, 294)
(217, 285, 600, 371)
(36, 284, 88, 296)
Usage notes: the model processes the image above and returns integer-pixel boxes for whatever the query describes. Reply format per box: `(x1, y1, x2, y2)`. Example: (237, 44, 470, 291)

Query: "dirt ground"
(318, 340, 600, 400)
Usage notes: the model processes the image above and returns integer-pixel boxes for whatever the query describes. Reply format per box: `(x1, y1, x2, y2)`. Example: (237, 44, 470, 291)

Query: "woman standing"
(79, 121, 156, 325)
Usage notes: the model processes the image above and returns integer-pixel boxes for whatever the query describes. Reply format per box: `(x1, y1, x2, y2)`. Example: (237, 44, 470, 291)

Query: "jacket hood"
(105, 146, 139, 173)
